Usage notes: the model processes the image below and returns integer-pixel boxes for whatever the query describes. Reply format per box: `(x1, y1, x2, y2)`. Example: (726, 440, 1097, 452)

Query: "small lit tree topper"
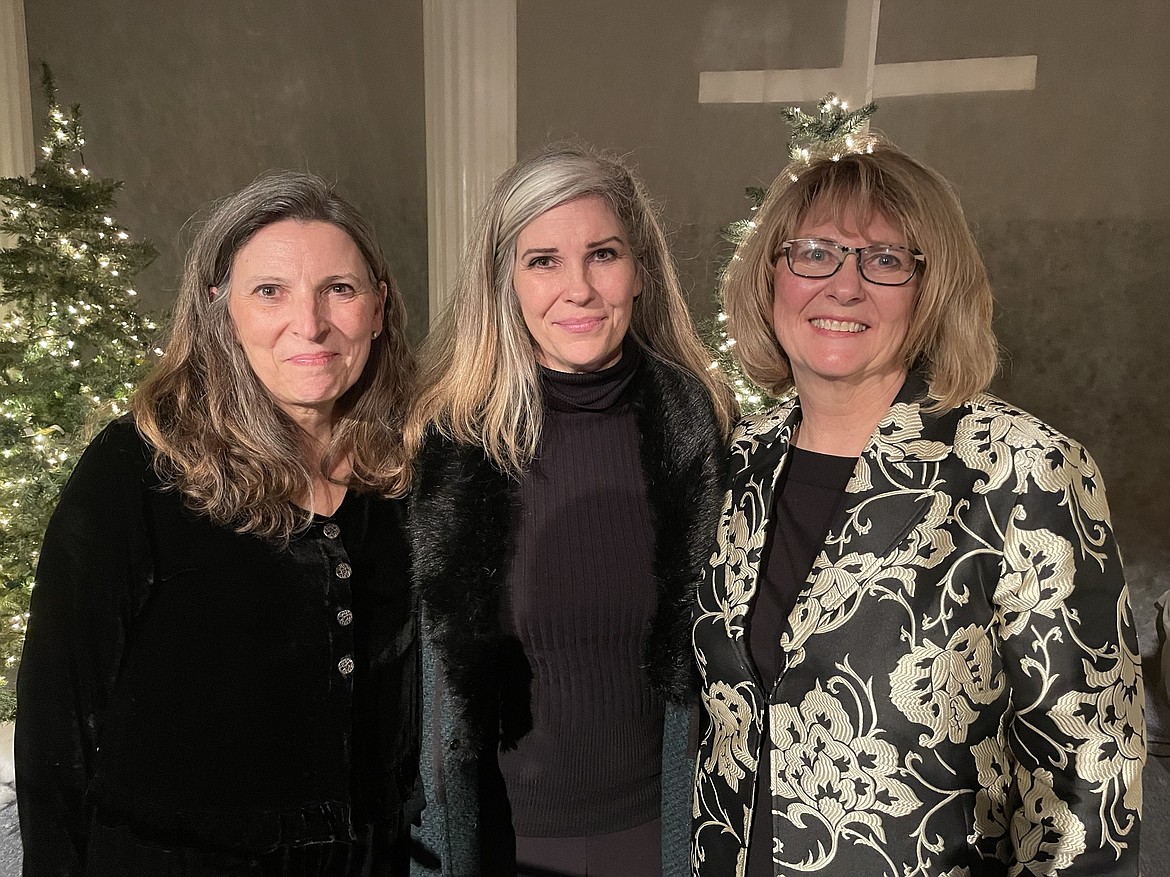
(705, 93, 878, 413)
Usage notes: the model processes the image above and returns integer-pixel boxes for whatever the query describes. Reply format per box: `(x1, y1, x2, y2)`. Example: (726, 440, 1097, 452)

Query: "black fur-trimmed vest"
(409, 350, 727, 876)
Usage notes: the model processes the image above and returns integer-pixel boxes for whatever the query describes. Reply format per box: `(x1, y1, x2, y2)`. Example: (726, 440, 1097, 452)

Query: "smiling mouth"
(288, 352, 338, 365)
(810, 318, 868, 333)
(556, 317, 605, 333)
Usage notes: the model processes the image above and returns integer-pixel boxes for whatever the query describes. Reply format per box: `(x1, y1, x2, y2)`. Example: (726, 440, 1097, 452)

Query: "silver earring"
(372, 330, 380, 339)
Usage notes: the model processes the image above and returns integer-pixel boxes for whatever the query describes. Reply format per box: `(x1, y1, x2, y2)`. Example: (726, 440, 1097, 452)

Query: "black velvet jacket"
(16, 418, 418, 875)
(408, 352, 728, 876)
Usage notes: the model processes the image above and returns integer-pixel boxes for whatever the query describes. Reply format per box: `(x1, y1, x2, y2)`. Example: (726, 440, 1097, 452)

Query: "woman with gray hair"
(17, 171, 419, 875)
(405, 143, 736, 875)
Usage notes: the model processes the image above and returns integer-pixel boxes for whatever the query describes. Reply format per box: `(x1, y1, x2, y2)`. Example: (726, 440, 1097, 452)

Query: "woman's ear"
(374, 281, 388, 331)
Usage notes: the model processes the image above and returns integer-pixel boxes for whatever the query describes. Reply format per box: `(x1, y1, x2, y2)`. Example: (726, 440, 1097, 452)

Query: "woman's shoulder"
(948, 393, 1112, 505)
(961, 392, 1095, 458)
(411, 430, 503, 510)
(731, 395, 798, 445)
(42, 417, 159, 557)
(636, 352, 724, 433)
(66, 416, 156, 493)
(415, 429, 484, 473)
(639, 352, 707, 400)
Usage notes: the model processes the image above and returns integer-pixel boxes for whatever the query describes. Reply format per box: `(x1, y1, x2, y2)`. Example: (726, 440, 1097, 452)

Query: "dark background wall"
(19, 0, 1170, 863)
(23, 0, 429, 342)
(518, 0, 1170, 658)
(26, 0, 1165, 596)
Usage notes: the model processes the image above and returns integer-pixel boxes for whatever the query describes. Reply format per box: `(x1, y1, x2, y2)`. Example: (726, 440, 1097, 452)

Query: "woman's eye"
(328, 283, 357, 298)
(255, 285, 281, 298)
(865, 250, 907, 271)
(591, 248, 618, 262)
(527, 256, 554, 269)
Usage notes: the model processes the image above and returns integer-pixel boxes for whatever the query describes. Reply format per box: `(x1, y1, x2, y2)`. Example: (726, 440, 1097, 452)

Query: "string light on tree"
(0, 64, 159, 718)
(705, 93, 878, 412)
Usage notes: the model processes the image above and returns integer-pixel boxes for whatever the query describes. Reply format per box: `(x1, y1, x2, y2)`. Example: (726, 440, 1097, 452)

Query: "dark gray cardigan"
(408, 352, 727, 876)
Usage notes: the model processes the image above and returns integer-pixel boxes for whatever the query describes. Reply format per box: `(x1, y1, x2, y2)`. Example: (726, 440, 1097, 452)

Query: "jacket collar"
(723, 372, 963, 677)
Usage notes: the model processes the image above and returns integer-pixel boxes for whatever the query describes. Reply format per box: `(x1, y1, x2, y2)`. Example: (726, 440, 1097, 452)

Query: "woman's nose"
(826, 253, 865, 303)
(291, 291, 329, 338)
(562, 264, 598, 304)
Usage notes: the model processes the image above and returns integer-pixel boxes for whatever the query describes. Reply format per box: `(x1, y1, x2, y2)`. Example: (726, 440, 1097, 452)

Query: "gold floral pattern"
(971, 734, 1011, 849)
(993, 522, 1076, 639)
(706, 500, 770, 637)
(889, 624, 1004, 746)
(693, 384, 1145, 876)
(702, 681, 759, 792)
(1050, 591, 1146, 813)
(953, 404, 1045, 494)
(1009, 768, 1087, 875)
(780, 550, 876, 659)
(769, 674, 922, 870)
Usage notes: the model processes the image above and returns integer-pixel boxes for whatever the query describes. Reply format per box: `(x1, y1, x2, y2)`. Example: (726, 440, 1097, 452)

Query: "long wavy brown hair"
(133, 171, 415, 540)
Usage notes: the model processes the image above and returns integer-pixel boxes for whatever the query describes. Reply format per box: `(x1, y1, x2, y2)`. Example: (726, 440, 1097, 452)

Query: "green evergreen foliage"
(780, 92, 877, 164)
(705, 93, 878, 414)
(0, 66, 158, 717)
(703, 184, 771, 413)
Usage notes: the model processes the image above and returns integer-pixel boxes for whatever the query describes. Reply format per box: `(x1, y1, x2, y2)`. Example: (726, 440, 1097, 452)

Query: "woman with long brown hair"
(18, 171, 420, 876)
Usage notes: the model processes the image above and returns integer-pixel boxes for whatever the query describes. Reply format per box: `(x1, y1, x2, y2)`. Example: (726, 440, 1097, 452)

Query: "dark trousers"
(515, 818, 661, 877)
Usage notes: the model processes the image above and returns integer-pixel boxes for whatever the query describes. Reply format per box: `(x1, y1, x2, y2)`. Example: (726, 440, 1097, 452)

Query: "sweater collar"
(540, 337, 642, 412)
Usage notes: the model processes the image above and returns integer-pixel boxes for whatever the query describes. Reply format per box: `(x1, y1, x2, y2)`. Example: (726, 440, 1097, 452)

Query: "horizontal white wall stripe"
(699, 0, 1037, 106)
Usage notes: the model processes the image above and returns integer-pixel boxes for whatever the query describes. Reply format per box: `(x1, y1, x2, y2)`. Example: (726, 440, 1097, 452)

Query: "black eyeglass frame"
(779, 239, 926, 287)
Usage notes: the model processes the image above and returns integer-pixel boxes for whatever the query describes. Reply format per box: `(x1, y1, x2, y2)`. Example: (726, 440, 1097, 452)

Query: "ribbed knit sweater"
(497, 345, 664, 837)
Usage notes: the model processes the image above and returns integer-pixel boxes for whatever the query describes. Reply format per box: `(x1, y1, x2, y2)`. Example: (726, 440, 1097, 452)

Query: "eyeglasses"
(780, 239, 925, 286)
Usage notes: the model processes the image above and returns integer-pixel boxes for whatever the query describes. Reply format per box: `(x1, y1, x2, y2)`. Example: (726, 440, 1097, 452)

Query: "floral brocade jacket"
(692, 378, 1145, 877)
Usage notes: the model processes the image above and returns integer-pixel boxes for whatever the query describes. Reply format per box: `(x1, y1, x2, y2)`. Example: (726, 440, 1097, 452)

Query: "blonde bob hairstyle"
(724, 135, 998, 411)
(406, 143, 736, 473)
(133, 171, 415, 541)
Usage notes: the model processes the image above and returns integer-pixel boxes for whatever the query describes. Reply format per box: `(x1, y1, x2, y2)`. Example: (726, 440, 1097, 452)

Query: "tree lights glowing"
(0, 66, 158, 716)
(705, 93, 878, 413)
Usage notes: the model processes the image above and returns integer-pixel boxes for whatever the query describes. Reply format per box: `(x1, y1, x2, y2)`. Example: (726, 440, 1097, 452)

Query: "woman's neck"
(793, 371, 906, 457)
(300, 426, 351, 517)
(306, 475, 348, 517)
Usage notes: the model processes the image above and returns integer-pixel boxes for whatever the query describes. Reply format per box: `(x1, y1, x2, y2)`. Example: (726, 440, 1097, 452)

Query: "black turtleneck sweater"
(497, 343, 664, 837)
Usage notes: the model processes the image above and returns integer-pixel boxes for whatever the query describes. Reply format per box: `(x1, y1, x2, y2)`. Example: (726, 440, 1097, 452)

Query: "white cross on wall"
(699, 0, 1037, 105)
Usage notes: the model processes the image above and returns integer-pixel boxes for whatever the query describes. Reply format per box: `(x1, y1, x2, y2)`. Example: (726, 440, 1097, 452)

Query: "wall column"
(423, 0, 516, 324)
(0, 0, 32, 179)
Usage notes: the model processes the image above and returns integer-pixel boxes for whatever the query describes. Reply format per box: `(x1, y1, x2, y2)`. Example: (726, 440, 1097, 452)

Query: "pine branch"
(703, 93, 880, 413)
(0, 65, 160, 717)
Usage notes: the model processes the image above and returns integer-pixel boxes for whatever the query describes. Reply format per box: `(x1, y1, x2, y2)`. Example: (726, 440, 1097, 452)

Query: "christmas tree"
(706, 93, 877, 413)
(0, 65, 158, 718)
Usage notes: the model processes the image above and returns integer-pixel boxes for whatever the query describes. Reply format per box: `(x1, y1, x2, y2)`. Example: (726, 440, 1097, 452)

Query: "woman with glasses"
(692, 136, 1144, 876)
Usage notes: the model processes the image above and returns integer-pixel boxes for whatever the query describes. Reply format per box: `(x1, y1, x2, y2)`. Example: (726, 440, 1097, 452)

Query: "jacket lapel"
(781, 374, 961, 662)
(710, 402, 801, 687)
(836, 375, 951, 559)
